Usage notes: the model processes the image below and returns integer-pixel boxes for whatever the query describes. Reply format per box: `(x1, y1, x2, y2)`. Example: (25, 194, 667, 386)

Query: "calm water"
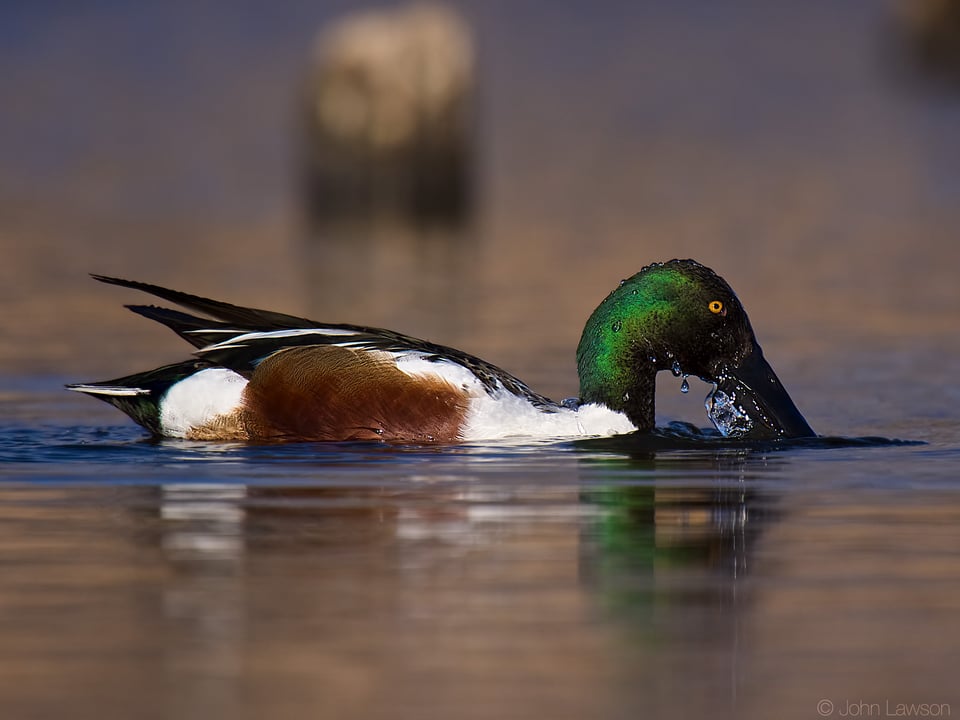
(2, 373, 959, 719)
(3, 1, 960, 719)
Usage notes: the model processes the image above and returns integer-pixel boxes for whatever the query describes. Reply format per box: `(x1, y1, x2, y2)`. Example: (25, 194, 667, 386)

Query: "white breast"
(460, 393, 635, 441)
(393, 354, 636, 441)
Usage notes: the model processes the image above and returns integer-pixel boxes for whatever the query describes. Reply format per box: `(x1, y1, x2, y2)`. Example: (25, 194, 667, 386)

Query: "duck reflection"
(140, 446, 782, 716)
(151, 450, 778, 598)
(577, 449, 778, 585)
(572, 448, 781, 710)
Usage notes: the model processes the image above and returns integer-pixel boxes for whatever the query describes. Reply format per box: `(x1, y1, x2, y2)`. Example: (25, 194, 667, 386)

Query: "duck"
(68, 259, 815, 443)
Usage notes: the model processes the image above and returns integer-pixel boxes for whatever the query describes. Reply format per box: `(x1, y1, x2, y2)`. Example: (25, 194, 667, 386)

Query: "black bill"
(705, 342, 815, 440)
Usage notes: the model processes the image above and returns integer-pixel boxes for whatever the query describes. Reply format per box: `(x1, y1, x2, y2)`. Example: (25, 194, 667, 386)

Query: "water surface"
(2, 2, 960, 718)
(2, 379, 959, 719)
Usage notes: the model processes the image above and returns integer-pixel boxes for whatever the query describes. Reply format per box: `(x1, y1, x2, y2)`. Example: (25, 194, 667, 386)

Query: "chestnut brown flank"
(235, 346, 469, 442)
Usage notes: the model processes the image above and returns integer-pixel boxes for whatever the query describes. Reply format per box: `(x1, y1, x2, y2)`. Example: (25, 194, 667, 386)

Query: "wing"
(92, 275, 556, 408)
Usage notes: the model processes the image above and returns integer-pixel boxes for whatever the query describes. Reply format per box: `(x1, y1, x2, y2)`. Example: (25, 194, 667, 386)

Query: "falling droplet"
(671, 360, 682, 377)
(680, 376, 689, 394)
(611, 320, 622, 333)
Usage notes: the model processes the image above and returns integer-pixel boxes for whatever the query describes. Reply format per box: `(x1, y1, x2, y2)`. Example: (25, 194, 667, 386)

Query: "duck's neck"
(576, 278, 670, 433)
(578, 362, 657, 433)
(617, 370, 657, 432)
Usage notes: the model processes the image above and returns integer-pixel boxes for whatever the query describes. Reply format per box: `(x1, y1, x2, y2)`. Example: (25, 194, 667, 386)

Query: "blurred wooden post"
(301, 2, 475, 225)
(297, 3, 478, 342)
(896, 0, 960, 84)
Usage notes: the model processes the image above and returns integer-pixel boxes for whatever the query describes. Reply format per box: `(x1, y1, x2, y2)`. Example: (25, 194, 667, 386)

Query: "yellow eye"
(708, 300, 724, 315)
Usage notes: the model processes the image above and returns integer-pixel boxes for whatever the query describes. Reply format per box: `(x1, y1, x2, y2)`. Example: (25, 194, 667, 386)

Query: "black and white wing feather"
(90, 275, 556, 408)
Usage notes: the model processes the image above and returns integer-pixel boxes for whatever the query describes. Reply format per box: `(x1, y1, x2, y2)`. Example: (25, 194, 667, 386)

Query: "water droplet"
(648, 355, 658, 365)
(671, 360, 682, 377)
(631, 289, 638, 295)
(622, 391, 630, 402)
(619, 279, 627, 287)
(680, 376, 689, 394)
(611, 320, 622, 333)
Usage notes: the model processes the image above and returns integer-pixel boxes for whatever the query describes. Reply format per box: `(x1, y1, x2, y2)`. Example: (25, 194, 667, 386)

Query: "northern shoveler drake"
(68, 260, 815, 443)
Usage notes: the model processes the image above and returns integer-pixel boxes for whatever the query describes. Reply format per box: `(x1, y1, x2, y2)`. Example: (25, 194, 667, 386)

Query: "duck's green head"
(576, 259, 814, 439)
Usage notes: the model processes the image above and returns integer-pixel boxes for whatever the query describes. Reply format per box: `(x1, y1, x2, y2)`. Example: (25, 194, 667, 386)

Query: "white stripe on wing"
(199, 328, 363, 352)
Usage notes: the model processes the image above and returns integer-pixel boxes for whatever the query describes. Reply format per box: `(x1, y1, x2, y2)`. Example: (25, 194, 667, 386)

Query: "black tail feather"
(91, 274, 321, 331)
(125, 305, 245, 349)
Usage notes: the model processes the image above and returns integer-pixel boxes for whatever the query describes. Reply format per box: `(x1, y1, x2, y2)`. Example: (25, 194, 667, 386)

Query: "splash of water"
(705, 385, 754, 437)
